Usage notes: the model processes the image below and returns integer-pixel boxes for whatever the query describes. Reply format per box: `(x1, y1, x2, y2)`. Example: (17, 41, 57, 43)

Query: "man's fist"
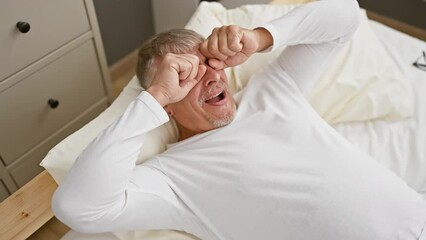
(147, 53, 206, 106)
(200, 25, 273, 70)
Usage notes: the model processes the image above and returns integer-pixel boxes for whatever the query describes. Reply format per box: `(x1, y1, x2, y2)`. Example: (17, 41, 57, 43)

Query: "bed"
(0, 1, 425, 240)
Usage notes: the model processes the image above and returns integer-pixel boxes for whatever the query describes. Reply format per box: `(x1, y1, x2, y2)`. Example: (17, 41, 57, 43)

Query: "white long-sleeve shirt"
(52, 0, 426, 239)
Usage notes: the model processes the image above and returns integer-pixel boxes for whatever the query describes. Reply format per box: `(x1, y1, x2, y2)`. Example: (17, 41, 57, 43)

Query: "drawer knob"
(48, 98, 59, 109)
(16, 21, 31, 33)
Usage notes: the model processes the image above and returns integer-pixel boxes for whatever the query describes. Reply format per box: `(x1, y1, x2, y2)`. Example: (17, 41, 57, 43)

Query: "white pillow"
(185, 2, 413, 124)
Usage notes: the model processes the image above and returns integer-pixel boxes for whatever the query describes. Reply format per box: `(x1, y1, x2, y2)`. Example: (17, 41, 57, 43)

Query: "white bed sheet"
(60, 20, 426, 240)
(333, 20, 426, 198)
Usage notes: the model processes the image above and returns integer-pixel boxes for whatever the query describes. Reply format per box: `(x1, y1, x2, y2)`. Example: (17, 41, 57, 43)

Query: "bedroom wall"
(93, 0, 425, 67)
(151, 0, 199, 34)
(93, 0, 155, 66)
(94, 0, 274, 66)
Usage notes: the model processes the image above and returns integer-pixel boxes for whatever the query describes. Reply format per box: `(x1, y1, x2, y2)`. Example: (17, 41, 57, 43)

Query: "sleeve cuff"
(137, 91, 170, 124)
(261, 21, 291, 52)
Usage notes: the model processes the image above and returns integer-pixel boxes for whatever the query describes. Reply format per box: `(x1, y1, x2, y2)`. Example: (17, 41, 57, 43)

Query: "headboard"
(270, 0, 426, 40)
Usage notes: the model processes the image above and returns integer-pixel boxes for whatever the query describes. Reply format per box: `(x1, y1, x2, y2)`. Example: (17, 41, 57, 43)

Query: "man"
(53, 0, 426, 239)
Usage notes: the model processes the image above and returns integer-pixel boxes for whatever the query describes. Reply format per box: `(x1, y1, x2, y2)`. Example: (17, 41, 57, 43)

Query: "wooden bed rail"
(366, 10, 426, 41)
(0, 171, 57, 240)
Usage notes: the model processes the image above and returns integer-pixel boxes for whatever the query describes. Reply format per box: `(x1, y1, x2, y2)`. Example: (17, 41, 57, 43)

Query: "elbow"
(52, 189, 105, 233)
(313, 0, 362, 43)
(340, 0, 362, 37)
(349, 0, 362, 32)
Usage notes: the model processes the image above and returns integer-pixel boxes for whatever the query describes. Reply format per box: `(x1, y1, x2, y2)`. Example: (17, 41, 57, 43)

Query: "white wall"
(151, 0, 199, 33)
(151, 0, 271, 34)
(94, 0, 154, 65)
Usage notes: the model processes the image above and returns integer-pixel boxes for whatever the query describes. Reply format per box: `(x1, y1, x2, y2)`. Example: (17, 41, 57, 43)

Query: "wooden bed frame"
(0, 6, 425, 240)
(0, 171, 56, 239)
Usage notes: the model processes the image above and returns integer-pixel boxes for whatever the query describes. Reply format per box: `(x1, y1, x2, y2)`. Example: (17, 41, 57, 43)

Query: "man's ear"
(164, 105, 174, 116)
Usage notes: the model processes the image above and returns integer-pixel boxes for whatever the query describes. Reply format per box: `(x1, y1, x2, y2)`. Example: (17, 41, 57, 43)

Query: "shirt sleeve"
(261, 0, 361, 92)
(52, 92, 185, 233)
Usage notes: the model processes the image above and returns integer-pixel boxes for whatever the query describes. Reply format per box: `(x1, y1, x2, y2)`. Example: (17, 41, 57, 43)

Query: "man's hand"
(147, 53, 207, 107)
(200, 25, 273, 70)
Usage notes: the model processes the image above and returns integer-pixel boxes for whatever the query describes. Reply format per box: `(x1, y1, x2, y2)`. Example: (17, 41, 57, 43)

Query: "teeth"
(208, 91, 222, 100)
(213, 91, 222, 97)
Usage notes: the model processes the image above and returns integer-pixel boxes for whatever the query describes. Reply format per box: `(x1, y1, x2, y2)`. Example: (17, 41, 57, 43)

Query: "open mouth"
(205, 91, 226, 105)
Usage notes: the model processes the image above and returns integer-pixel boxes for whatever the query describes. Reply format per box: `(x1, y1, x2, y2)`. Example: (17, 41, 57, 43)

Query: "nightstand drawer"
(0, 40, 106, 165)
(0, 0, 90, 81)
(8, 98, 108, 188)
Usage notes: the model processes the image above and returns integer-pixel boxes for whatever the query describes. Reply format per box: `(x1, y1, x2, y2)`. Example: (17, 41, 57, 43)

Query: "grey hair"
(136, 29, 205, 89)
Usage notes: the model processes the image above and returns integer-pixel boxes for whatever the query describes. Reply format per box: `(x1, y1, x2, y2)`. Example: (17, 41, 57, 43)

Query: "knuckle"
(218, 44, 229, 54)
(232, 39, 241, 49)
(228, 25, 240, 33)
(189, 54, 199, 63)
(219, 26, 228, 33)
(208, 44, 218, 53)
(227, 25, 236, 31)
(228, 41, 240, 51)
(164, 53, 174, 58)
(188, 56, 198, 68)
(163, 53, 174, 62)
(212, 27, 220, 34)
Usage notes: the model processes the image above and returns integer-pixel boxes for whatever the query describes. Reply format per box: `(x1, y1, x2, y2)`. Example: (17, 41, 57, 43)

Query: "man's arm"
(263, 0, 360, 92)
(52, 54, 204, 233)
(52, 92, 180, 233)
(200, 0, 361, 92)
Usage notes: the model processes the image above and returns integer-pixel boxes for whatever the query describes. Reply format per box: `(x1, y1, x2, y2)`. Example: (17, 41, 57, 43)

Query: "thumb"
(196, 64, 207, 81)
(180, 64, 206, 93)
(208, 59, 228, 70)
(181, 78, 200, 93)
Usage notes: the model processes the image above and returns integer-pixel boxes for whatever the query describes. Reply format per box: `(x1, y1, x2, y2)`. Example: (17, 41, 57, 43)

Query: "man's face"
(165, 56, 237, 136)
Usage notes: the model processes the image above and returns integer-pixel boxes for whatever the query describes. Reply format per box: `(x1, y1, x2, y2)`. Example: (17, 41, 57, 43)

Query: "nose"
(202, 66, 221, 86)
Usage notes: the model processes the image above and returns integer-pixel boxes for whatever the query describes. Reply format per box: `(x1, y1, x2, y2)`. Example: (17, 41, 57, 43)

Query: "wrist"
(253, 27, 273, 52)
(146, 87, 169, 107)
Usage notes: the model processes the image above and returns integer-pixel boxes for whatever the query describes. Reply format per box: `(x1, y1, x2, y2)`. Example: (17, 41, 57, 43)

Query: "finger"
(195, 64, 207, 81)
(175, 55, 197, 81)
(181, 77, 200, 93)
(168, 59, 188, 81)
(175, 59, 192, 80)
(200, 40, 214, 59)
(218, 27, 237, 57)
(208, 58, 228, 70)
(227, 26, 243, 52)
(207, 28, 228, 61)
(224, 52, 248, 68)
(183, 55, 200, 81)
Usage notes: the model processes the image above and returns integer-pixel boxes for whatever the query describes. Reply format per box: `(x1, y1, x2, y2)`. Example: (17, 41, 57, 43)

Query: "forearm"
(52, 91, 169, 227)
(256, 0, 360, 92)
(262, 0, 360, 49)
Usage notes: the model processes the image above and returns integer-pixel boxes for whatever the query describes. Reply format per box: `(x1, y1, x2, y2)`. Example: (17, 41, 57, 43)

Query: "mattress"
(60, 20, 426, 240)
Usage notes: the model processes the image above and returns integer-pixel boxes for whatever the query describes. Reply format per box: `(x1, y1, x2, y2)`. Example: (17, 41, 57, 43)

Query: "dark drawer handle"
(48, 98, 59, 109)
(16, 21, 31, 33)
